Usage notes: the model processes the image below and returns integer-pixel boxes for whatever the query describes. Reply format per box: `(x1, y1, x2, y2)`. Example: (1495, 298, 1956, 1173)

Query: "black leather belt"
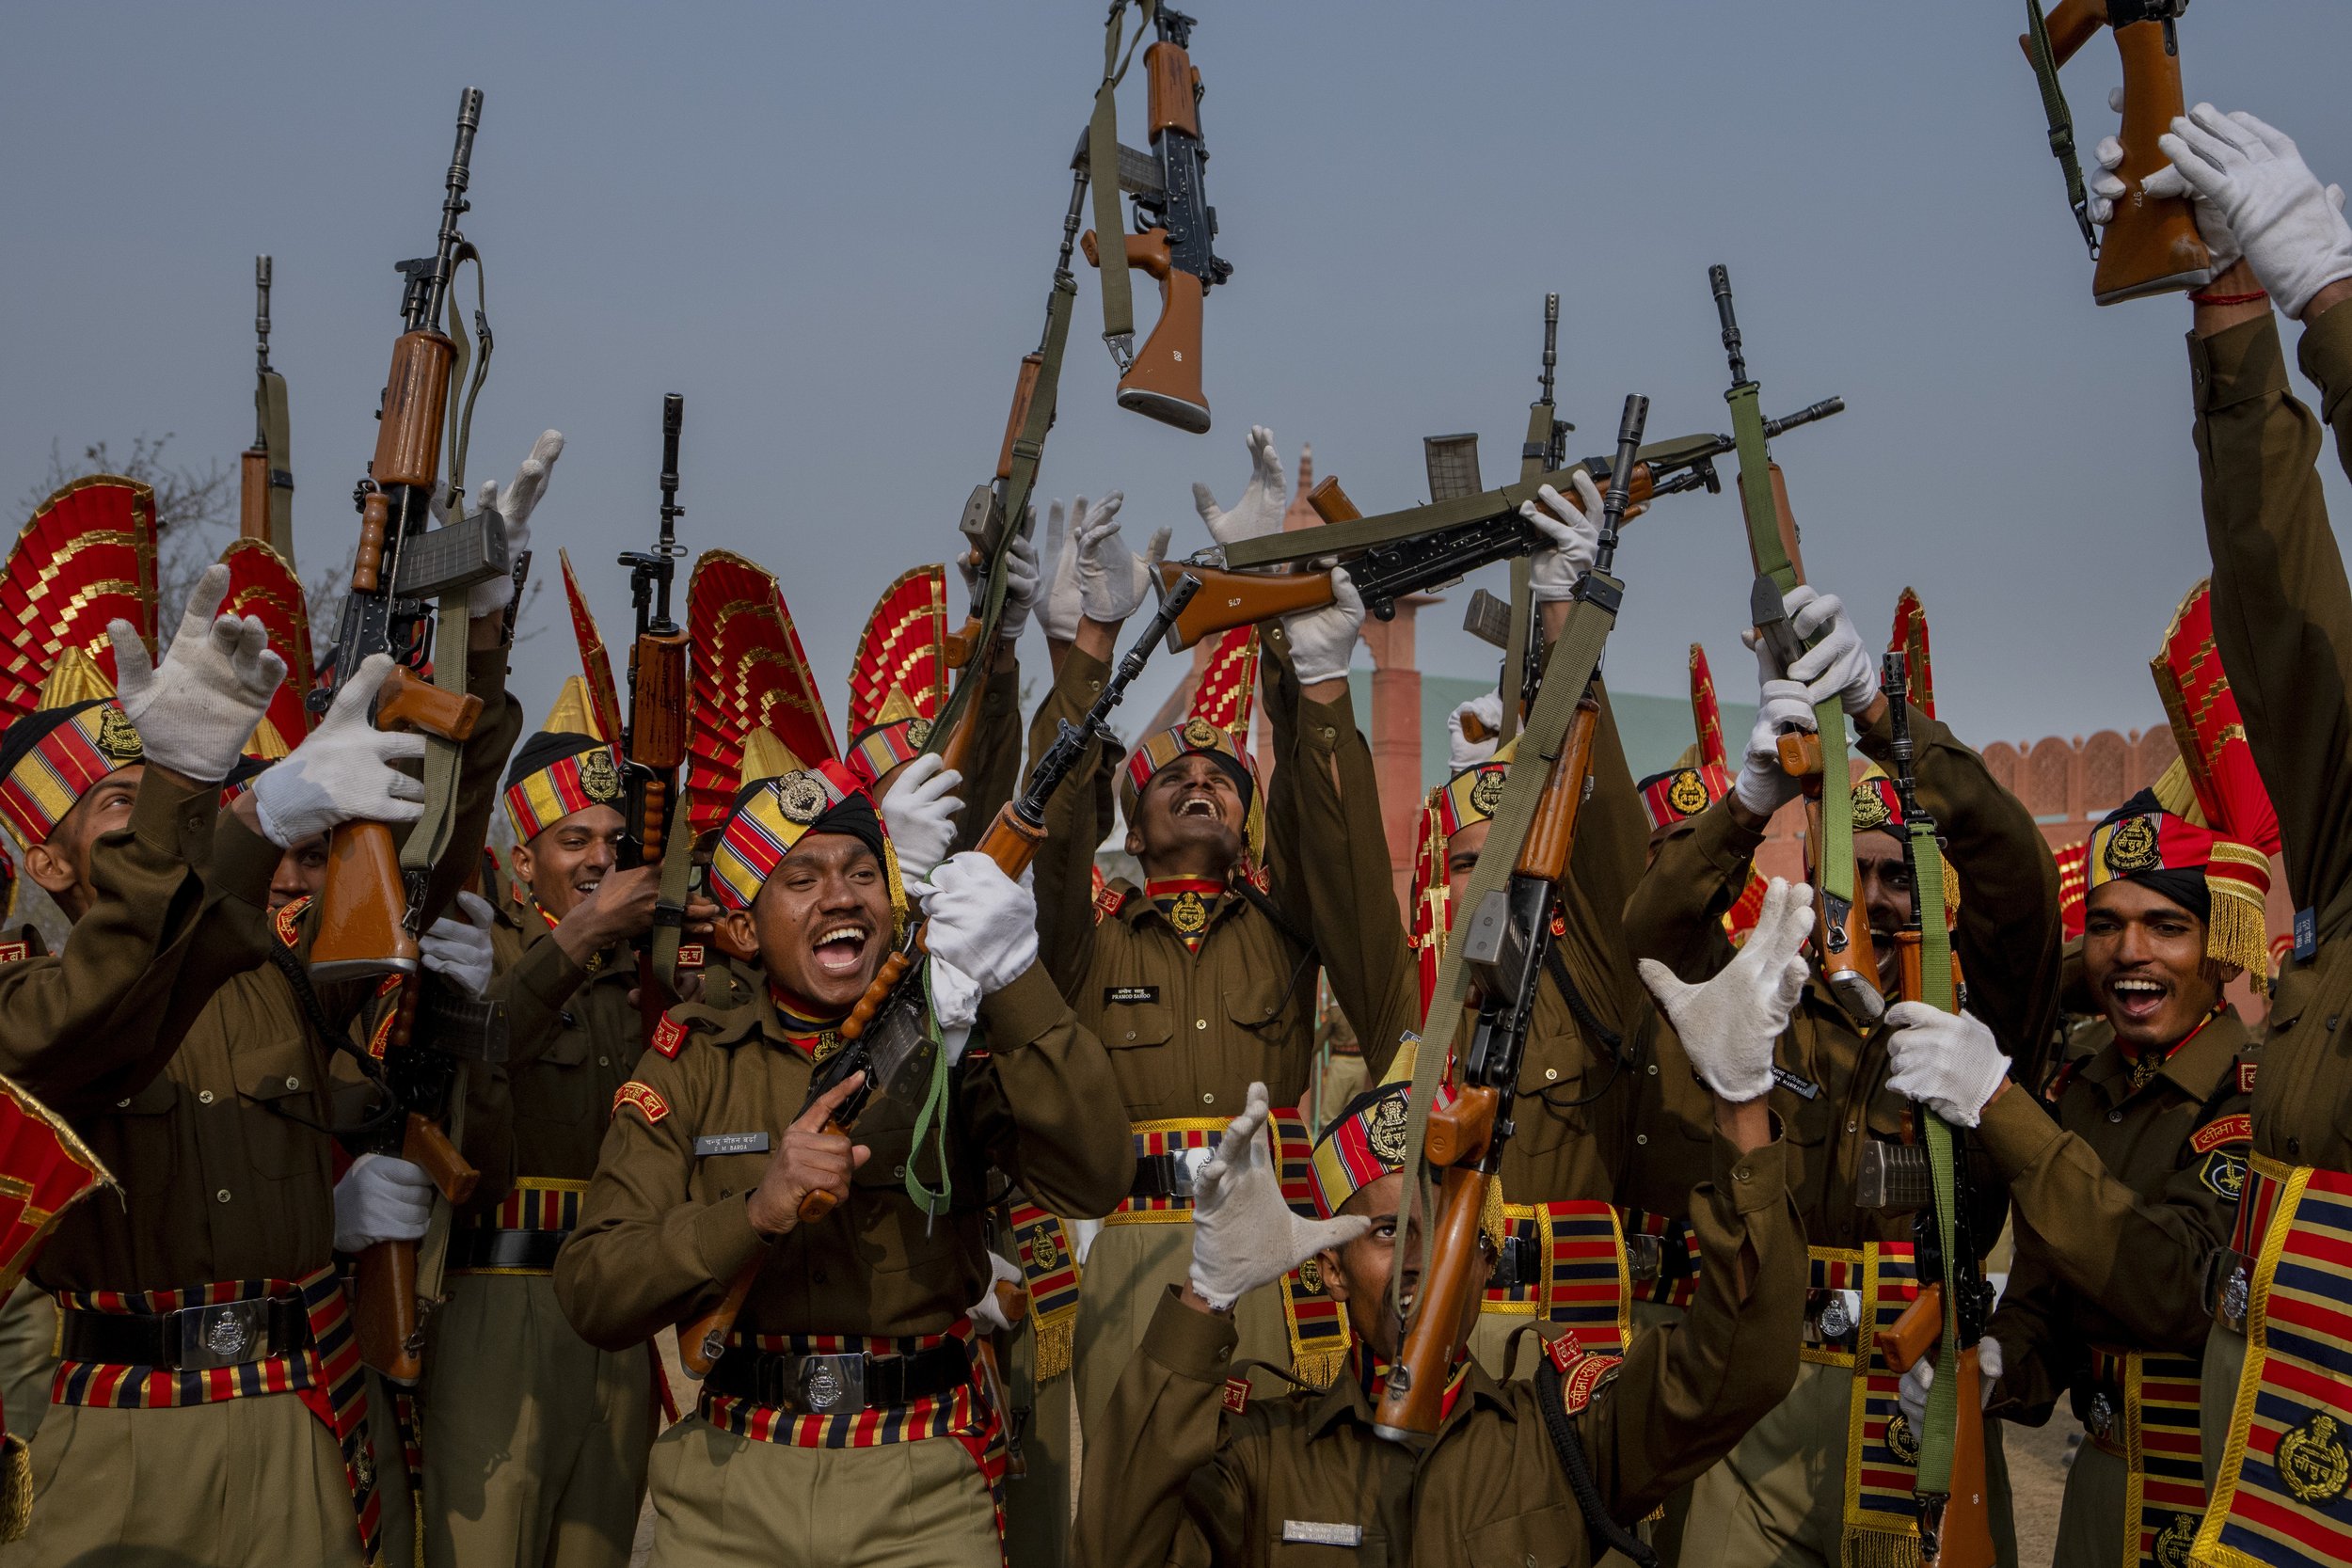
(1130, 1150, 1203, 1202)
(704, 1339, 971, 1416)
(449, 1227, 568, 1273)
(61, 1293, 310, 1371)
(1487, 1234, 1541, 1291)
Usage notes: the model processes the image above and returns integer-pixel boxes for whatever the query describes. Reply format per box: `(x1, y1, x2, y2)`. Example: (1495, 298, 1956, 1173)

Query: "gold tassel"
(1841, 1526, 1922, 1568)
(1292, 1345, 1348, 1391)
(1, 1432, 30, 1544)
(2207, 885, 2271, 995)
(1941, 858, 1962, 916)
(1032, 1315, 1075, 1384)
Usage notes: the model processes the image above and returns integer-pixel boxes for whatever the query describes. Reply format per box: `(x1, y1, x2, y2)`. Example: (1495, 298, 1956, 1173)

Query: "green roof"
(1344, 670, 1756, 793)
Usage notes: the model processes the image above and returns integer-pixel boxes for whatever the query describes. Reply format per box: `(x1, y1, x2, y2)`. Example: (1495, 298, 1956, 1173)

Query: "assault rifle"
(1873, 655, 1997, 1568)
(676, 574, 1204, 1375)
(1374, 398, 1649, 1444)
(1710, 264, 1881, 1023)
(239, 256, 295, 556)
(1079, 5, 1232, 432)
(617, 395, 692, 1036)
(310, 89, 513, 1380)
(1148, 400, 1841, 655)
(2022, 1, 2208, 304)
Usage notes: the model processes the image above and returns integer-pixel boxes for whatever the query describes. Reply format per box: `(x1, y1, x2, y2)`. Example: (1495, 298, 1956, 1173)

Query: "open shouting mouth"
(811, 921, 873, 977)
(2106, 973, 2169, 1028)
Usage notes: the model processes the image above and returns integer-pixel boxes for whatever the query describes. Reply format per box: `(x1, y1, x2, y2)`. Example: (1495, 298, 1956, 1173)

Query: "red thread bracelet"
(2189, 288, 2269, 307)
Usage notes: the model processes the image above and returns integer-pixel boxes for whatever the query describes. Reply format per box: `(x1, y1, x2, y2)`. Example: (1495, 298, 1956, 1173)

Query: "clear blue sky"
(7, 1, 2348, 755)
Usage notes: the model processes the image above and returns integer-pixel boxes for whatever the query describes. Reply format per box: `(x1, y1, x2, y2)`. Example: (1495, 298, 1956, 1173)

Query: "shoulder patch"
(2191, 1113, 2253, 1154)
(366, 1001, 397, 1061)
(613, 1081, 670, 1124)
(1221, 1376, 1251, 1415)
(273, 895, 312, 949)
(650, 1013, 690, 1058)
(0, 940, 27, 966)
(1545, 1335, 1623, 1414)
(675, 943, 706, 971)
(2238, 1060, 2258, 1095)
(2200, 1148, 2249, 1200)
(1092, 882, 1128, 927)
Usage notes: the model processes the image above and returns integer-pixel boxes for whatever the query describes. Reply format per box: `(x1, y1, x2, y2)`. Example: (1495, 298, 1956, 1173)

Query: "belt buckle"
(1486, 1234, 1537, 1291)
(2209, 1248, 2251, 1333)
(2085, 1389, 2116, 1440)
(1809, 1289, 1861, 1349)
(791, 1353, 866, 1416)
(175, 1299, 270, 1370)
(1624, 1234, 1662, 1282)
(1167, 1151, 1199, 1201)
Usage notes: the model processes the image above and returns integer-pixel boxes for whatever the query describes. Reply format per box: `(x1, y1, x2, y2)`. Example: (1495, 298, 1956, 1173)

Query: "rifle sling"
(649, 814, 696, 997)
(1537, 1357, 1661, 1568)
(1911, 818, 1965, 1495)
(2025, 0, 2100, 259)
(1393, 579, 1619, 1321)
(1089, 1, 1152, 359)
(257, 369, 295, 561)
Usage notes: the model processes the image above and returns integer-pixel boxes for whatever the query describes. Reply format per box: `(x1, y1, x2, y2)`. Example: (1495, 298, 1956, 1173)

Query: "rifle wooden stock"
(1376, 1086, 1499, 1443)
(239, 449, 271, 542)
(681, 1259, 757, 1378)
(1152, 561, 1336, 651)
(373, 330, 455, 491)
(373, 664, 484, 741)
(995, 353, 1045, 483)
(2019, 2, 2209, 304)
(1931, 1351, 1998, 1568)
(354, 1112, 478, 1381)
(1884, 1281, 1945, 1375)
(1517, 701, 1599, 884)
(1083, 228, 1209, 435)
(976, 1337, 1025, 1480)
(1143, 36, 1199, 138)
(1308, 477, 1360, 524)
(1802, 789, 1880, 1005)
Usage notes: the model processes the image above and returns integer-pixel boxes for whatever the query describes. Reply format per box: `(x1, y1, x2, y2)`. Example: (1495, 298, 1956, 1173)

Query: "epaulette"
(0, 924, 38, 965)
(675, 942, 706, 971)
(273, 895, 313, 950)
(1544, 1332, 1621, 1414)
(2237, 1058, 2258, 1096)
(650, 1012, 690, 1059)
(1092, 882, 1129, 927)
(0, 940, 28, 966)
(2191, 1113, 2253, 1154)
(657, 962, 760, 1053)
(1221, 1376, 1251, 1415)
(612, 1081, 670, 1125)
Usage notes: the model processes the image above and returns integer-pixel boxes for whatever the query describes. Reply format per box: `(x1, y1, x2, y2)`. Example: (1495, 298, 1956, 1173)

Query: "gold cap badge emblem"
(2105, 816, 2161, 875)
(776, 771, 829, 826)
(1668, 768, 1711, 816)
(578, 747, 623, 803)
(1468, 768, 1507, 817)
(1183, 717, 1222, 751)
(1850, 782, 1891, 832)
(96, 705, 143, 766)
(1368, 1094, 1409, 1164)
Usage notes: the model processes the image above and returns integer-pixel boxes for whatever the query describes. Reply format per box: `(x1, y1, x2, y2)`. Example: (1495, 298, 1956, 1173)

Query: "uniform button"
(2107, 1109, 2124, 1124)
(2289, 1137, 2303, 1159)
(1196, 1019, 1208, 1031)
(197, 1089, 215, 1104)
(598, 1056, 610, 1067)
(1203, 1093, 1216, 1105)
(1647, 1063, 1658, 1076)
(285, 1076, 301, 1090)
(893, 1164, 907, 1179)
(1545, 1069, 1558, 1082)
(1847, 1120, 1859, 1133)
(1636, 1133, 1648, 1147)
(215, 1189, 231, 1204)
(1125, 1031, 1137, 1041)
(1214, 1343, 1230, 1361)
(1734, 1166, 1751, 1182)
(116, 1099, 130, 1109)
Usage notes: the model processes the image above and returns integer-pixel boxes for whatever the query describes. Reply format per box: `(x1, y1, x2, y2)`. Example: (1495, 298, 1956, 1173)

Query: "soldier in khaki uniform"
(0, 546, 522, 1565)
(415, 692, 674, 1568)
(555, 756, 1130, 1566)
(1625, 579, 2059, 1568)
(1888, 792, 2265, 1568)
(2126, 101, 2352, 1568)
(1073, 877, 1820, 1568)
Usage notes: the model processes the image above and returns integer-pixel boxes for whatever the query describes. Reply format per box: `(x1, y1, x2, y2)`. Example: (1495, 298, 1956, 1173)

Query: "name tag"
(1104, 985, 1159, 1006)
(2296, 906, 2318, 961)
(1281, 1521, 1362, 1546)
(693, 1132, 771, 1157)
(1772, 1067, 1820, 1101)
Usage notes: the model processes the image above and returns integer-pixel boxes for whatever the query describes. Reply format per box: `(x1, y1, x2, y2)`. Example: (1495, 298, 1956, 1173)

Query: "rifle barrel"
(407, 88, 483, 333)
(1710, 263, 1750, 388)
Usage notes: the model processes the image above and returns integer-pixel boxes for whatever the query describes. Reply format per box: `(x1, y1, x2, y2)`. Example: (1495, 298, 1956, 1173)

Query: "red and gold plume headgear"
(844, 565, 949, 790)
(685, 550, 838, 837)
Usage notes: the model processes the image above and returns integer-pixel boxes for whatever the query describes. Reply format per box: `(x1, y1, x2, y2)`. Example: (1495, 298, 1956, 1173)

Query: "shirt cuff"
(1972, 1079, 2063, 1181)
(693, 1191, 769, 1284)
(1057, 647, 1112, 710)
(2298, 297, 2352, 427)
(1142, 1283, 1242, 1383)
(131, 765, 216, 866)
(1298, 689, 1359, 757)
(466, 641, 509, 697)
(977, 961, 1070, 1051)
(1693, 799, 1767, 879)
(2187, 313, 2289, 415)
(1716, 1132, 1789, 1215)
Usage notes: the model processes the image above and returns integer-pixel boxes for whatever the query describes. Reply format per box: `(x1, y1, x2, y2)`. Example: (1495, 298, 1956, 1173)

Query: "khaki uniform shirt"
(555, 962, 1134, 1349)
(2189, 307, 2352, 1172)
(1981, 1012, 2255, 1422)
(7, 651, 517, 1294)
(1030, 643, 1322, 1122)
(1622, 701, 2059, 1244)
(1284, 675, 1658, 1206)
(1073, 1135, 1806, 1567)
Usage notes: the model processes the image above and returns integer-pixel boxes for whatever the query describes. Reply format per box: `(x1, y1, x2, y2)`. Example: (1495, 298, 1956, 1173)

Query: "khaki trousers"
(0, 1286, 54, 1449)
(1071, 1221, 1292, 1442)
(2053, 1439, 2125, 1568)
(13, 1394, 364, 1566)
(643, 1413, 997, 1567)
(2200, 1322, 2246, 1492)
(1677, 1356, 2021, 1568)
(419, 1272, 653, 1568)
(1000, 1328, 1074, 1568)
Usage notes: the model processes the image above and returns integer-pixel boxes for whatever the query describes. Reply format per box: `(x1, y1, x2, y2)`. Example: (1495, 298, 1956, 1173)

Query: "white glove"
(994, 531, 1041, 642)
(419, 891, 496, 999)
(1192, 424, 1288, 548)
(1075, 493, 1172, 626)
(2154, 105, 2352, 320)
(880, 753, 963, 882)
(1638, 878, 1813, 1101)
(1282, 568, 1364, 686)
(251, 655, 428, 847)
(1883, 1002, 2010, 1129)
(1519, 471, 1604, 603)
(1898, 1336, 2003, 1430)
(2092, 93, 2242, 276)
(1189, 1084, 1370, 1309)
(1735, 648, 1815, 819)
(1781, 586, 1877, 717)
(109, 563, 287, 784)
(459, 431, 564, 617)
(921, 851, 1038, 996)
(1447, 692, 1503, 770)
(1036, 501, 1083, 643)
(969, 1251, 1023, 1335)
(333, 1153, 435, 1253)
